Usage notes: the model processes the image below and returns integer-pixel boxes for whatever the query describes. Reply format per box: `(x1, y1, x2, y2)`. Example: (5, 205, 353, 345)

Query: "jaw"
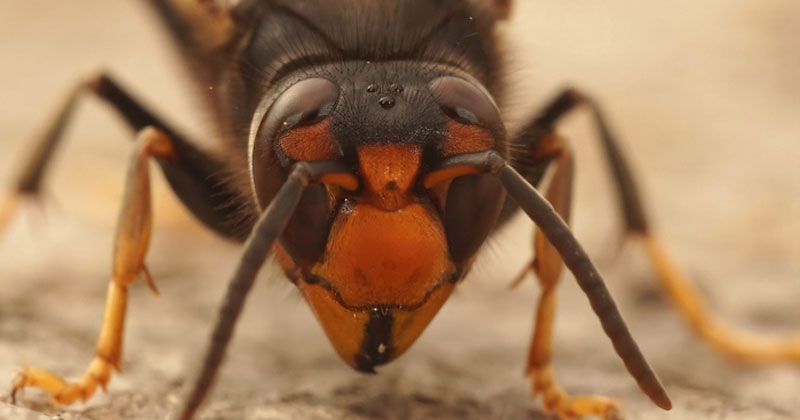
(295, 196, 460, 371)
(298, 279, 457, 372)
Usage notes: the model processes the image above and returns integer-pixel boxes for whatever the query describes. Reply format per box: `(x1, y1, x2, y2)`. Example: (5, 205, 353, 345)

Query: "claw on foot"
(11, 356, 115, 405)
(531, 367, 621, 420)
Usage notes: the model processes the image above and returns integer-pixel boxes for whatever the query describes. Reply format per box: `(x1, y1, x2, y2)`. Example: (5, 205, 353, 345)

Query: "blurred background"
(1, 1, 799, 419)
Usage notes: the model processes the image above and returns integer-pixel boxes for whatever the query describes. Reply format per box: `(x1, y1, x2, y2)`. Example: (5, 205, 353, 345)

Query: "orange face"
(274, 143, 460, 371)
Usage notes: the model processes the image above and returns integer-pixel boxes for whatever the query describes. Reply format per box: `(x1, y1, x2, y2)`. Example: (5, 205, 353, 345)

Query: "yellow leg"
(11, 127, 173, 404)
(640, 234, 800, 362)
(519, 134, 622, 419)
(13, 282, 127, 404)
(526, 245, 621, 419)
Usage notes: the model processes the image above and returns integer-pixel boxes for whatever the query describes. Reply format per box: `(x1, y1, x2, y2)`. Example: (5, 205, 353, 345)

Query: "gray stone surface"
(1, 1, 799, 419)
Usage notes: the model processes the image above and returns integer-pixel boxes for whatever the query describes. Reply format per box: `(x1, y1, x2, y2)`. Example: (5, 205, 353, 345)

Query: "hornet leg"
(514, 87, 800, 368)
(523, 134, 621, 419)
(12, 127, 173, 404)
(7, 73, 251, 404)
(425, 149, 671, 416)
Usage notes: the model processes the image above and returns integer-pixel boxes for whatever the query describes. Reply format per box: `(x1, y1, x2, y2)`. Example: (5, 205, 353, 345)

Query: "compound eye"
(251, 77, 340, 210)
(429, 76, 503, 132)
(250, 78, 341, 264)
(427, 77, 506, 262)
(263, 77, 340, 164)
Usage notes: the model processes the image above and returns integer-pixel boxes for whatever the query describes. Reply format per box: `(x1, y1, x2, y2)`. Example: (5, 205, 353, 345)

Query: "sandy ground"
(1, 1, 800, 419)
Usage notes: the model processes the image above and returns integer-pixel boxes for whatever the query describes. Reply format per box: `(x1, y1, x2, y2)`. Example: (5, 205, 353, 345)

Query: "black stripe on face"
(354, 307, 394, 373)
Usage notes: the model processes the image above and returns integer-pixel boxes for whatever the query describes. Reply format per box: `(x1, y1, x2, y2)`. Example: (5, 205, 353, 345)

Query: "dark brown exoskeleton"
(5, 1, 800, 419)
